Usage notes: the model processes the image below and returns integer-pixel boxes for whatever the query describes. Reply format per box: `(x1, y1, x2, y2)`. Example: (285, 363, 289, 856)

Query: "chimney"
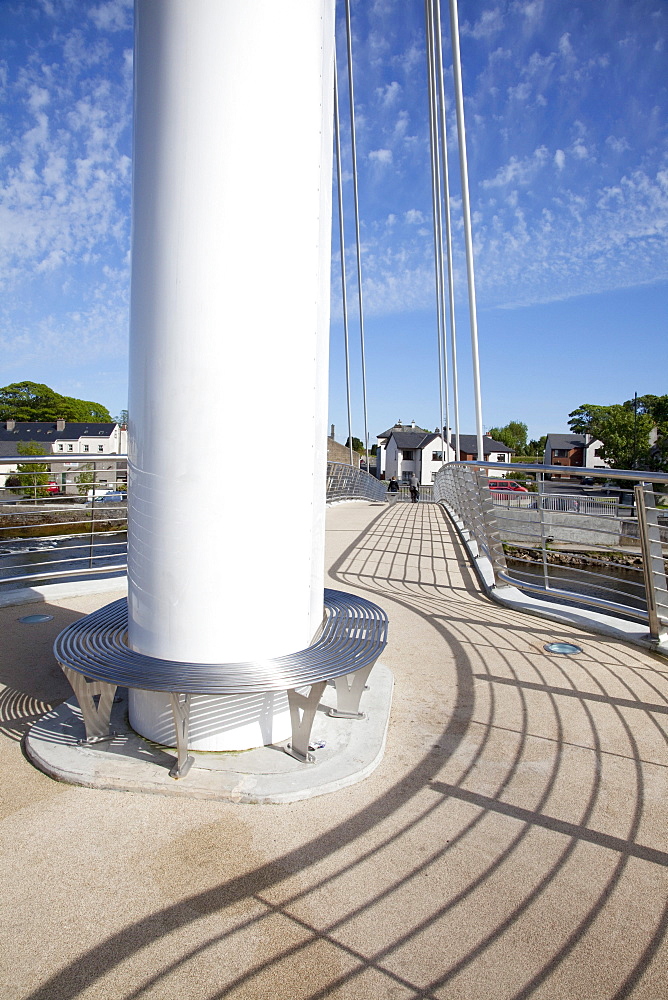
(330, 423, 335, 440)
(56, 418, 66, 432)
(411, 419, 416, 429)
(6, 419, 15, 430)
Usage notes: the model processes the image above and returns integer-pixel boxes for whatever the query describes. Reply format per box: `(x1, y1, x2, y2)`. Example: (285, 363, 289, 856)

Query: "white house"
(383, 426, 453, 485)
(0, 420, 127, 493)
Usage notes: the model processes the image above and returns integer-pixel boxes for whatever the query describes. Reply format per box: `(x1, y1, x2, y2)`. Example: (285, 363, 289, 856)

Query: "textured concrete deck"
(0, 501, 666, 999)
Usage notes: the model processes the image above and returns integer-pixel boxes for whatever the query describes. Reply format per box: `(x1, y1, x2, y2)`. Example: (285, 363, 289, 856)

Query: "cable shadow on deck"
(13, 503, 668, 1000)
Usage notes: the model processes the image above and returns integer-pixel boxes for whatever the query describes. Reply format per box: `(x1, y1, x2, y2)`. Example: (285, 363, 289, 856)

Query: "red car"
(487, 479, 528, 492)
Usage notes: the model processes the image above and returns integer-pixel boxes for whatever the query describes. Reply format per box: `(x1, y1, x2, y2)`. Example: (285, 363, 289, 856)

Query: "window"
(432, 451, 443, 462)
(58, 444, 63, 452)
(67, 444, 73, 452)
(98, 445, 104, 452)
(83, 445, 89, 453)
(402, 450, 414, 460)
(553, 449, 569, 457)
(497, 455, 504, 462)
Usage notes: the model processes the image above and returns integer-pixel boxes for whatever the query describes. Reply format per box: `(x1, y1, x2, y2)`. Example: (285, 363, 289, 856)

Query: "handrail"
(0, 457, 387, 591)
(326, 462, 387, 503)
(434, 460, 668, 641)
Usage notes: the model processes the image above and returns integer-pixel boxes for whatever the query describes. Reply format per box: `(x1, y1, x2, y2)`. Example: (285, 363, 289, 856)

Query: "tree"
(487, 421, 528, 455)
(0, 381, 112, 422)
(528, 435, 547, 457)
(568, 403, 654, 470)
(345, 436, 365, 455)
(74, 464, 96, 496)
(13, 442, 50, 500)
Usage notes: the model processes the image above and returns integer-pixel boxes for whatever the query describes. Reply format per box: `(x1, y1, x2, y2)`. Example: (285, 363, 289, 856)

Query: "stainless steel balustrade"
(434, 461, 668, 641)
(1, 457, 388, 590)
(326, 462, 388, 503)
(1, 454, 128, 590)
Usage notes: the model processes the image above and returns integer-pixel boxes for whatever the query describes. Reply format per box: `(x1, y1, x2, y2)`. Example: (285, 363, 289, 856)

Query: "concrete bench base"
(55, 589, 388, 779)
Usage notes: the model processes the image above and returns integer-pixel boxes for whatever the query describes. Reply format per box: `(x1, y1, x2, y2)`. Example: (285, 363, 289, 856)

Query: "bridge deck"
(0, 501, 666, 1000)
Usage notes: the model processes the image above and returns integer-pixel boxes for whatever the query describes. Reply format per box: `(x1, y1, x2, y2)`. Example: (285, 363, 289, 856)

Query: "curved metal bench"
(55, 588, 388, 778)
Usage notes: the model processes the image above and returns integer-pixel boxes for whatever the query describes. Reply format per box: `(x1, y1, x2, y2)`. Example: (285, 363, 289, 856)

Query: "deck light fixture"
(19, 614, 54, 624)
(544, 642, 582, 655)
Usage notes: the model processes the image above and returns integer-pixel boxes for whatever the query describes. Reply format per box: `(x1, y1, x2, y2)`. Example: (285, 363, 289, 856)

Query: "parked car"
(86, 490, 126, 506)
(487, 479, 528, 492)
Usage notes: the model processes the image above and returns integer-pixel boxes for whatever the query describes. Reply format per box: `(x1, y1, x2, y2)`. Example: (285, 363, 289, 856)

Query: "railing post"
(536, 472, 550, 592)
(634, 483, 668, 643)
(474, 468, 507, 583)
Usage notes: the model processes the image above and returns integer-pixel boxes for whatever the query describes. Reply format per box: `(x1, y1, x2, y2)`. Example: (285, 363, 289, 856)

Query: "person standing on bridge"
(410, 474, 420, 503)
(387, 476, 399, 504)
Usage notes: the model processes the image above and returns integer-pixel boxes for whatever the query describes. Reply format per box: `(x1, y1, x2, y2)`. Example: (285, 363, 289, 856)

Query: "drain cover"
(19, 614, 54, 624)
(544, 641, 582, 655)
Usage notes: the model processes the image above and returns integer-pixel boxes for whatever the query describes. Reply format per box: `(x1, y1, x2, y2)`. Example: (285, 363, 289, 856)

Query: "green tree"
(13, 442, 50, 500)
(568, 403, 654, 469)
(0, 381, 112, 422)
(487, 421, 528, 455)
(345, 436, 365, 455)
(74, 464, 96, 496)
(528, 435, 547, 457)
(624, 395, 668, 471)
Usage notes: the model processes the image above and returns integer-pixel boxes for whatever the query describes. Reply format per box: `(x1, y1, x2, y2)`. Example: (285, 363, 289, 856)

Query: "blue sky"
(1, 1, 666, 442)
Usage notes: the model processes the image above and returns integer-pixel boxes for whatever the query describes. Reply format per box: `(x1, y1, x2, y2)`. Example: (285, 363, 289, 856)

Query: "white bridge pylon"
(127, 0, 336, 751)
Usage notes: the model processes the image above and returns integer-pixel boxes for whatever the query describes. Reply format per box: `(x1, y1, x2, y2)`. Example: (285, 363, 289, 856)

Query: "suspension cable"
(344, 0, 370, 471)
(448, 0, 484, 462)
(433, 0, 461, 462)
(425, 0, 446, 455)
(333, 54, 354, 468)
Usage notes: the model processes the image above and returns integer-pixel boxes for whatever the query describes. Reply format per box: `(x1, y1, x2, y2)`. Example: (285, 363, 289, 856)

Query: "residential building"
(451, 434, 513, 473)
(0, 420, 127, 493)
(543, 433, 609, 476)
(382, 425, 453, 485)
(376, 420, 430, 480)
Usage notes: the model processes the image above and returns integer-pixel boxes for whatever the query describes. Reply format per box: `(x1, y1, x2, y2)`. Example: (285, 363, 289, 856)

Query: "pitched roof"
(391, 430, 442, 450)
(451, 434, 512, 456)
(378, 422, 429, 440)
(544, 433, 586, 449)
(0, 422, 118, 457)
(0, 422, 116, 441)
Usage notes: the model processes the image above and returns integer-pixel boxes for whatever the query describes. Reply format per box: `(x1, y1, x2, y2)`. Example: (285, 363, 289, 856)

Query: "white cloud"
(481, 146, 549, 188)
(554, 149, 565, 170)
(405, 209, 424, 224)
(369, 148, 393, 165)
(88, 0, 133, 33)
(558, 33, 574, 60)
(376, 81, 401, 107)
(571, 142, 589, 160)
(606, 136, 630, 154)
(461, 8, 504, 40)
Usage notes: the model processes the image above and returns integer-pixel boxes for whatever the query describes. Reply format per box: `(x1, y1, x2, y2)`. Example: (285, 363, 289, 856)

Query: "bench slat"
(55, 589, 389, 695)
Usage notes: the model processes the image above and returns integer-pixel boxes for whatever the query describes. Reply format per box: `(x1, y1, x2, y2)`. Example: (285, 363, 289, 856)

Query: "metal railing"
(0, 457, 388, 591)
(326, 462, 388, 504)
(1, 454, 128, 590)
(434, 461, 668, 641)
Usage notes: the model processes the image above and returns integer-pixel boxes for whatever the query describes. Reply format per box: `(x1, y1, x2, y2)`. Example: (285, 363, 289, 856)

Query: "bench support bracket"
(286, 681, 327, 763)
(62, 665, 117, 745)
(328, 662, 375, 719)
(169, 693, 195, 779)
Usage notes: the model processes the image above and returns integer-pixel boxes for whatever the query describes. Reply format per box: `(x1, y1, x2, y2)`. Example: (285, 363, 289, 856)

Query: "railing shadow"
(7, 503, 668, 999)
